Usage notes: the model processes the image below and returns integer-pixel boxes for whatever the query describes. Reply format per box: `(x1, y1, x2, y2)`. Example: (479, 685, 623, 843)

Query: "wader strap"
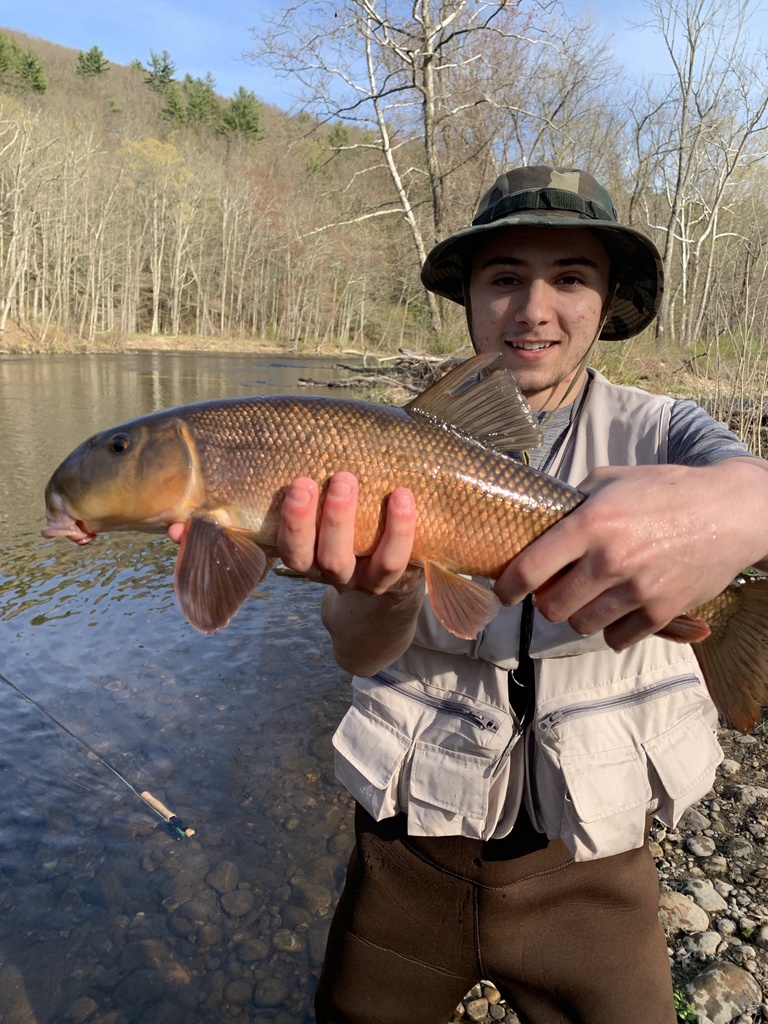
(508, 593, 535, 730)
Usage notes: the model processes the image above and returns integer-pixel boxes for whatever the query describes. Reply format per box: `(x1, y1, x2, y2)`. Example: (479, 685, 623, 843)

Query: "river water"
(0, 351, 371, 1024)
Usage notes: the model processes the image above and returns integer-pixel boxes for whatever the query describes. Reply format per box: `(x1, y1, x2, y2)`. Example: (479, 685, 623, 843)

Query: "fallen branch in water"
(298, 351, 469, 395)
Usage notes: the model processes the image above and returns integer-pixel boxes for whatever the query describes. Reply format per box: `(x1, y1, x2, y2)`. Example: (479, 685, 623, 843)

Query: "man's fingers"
(167, 523, 185, 544)
(315, 473, 359, 585)
(363, 488, 417, 593)
(277, 477, 320, 573)
(494, 515, 588, 607)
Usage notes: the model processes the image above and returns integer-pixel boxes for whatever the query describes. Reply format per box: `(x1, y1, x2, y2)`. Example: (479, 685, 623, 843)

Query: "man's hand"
(278, 472, 422, 676)
(494, 459, 768, 651)
(277, 472, 418, 595)
(168, 471, 417, 594)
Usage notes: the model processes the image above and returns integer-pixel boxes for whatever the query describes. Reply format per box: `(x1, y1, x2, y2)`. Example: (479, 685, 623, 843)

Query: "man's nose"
(514, 281, 553, 326)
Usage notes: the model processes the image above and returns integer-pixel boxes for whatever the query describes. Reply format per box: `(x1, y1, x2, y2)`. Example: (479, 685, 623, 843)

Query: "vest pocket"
(643, 709, 722, 822)
(332, 704, 411, 821)
(332, 669, 516, 837)
(409, 742, 491, 817)
(531, 673, 722, 861)
(556, 745, 652, 858)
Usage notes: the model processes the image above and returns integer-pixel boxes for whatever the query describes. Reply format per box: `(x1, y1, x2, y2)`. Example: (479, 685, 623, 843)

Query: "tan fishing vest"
(332, 370, 723, 860)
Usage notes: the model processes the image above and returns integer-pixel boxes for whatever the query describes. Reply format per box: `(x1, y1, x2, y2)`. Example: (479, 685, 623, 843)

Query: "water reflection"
(0, 351, 365, 1024)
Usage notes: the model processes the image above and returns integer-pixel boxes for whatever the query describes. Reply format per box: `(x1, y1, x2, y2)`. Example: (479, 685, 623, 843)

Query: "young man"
(278, 166, 768, 1024)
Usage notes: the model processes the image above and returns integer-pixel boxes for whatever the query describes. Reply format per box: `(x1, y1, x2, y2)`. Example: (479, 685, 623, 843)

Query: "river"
(0, 351, 371, 1024)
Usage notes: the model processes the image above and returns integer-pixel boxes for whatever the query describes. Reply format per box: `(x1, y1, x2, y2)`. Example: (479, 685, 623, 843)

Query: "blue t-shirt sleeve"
(668, 399, 753, 466)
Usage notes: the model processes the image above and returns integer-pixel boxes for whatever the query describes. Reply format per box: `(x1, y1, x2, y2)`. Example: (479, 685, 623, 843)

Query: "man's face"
(467, 225, 612, 412)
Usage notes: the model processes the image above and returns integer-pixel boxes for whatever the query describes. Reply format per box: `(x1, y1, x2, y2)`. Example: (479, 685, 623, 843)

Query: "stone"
(112, 969, 167, 1013)
(680, 807, 711, 830)
(237, 937, 269, 962)
(681, 879, 728, 914)
(465, 998, 490, 1021)
(724, 837, 753, 860)
(682, 931, 721, 957)
(252, 977, 289, 1008)
(205, 860, 240, 895)
(686, 836, 716, 857)
(684, 961, 762, 1024)
(224, 979, 253, 1004)
(658, 890, 710, 935)
(65, 997, 99, 1023)
(196, 924, 224, 947)
(220, 889, 255, 917)
(705, 855, 729, 875)
(0, 964, 39, 1024)
(272, 928, 305, 953)
(484, 984, 501, 1004)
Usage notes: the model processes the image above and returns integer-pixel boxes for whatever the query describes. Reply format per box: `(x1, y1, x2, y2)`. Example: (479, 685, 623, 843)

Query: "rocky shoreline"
(449, 725, 768, 1024)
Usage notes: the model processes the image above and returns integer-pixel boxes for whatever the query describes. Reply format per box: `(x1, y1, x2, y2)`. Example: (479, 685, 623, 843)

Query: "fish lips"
(41, 512, 96, 544)
(41, 505, 97, 546)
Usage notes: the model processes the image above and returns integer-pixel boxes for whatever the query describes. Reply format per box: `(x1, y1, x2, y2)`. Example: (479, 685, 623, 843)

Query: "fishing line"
(0, 668, 194, 838)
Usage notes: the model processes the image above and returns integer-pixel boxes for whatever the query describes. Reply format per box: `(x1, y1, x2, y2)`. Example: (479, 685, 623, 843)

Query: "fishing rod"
(0, 668, 194, 839)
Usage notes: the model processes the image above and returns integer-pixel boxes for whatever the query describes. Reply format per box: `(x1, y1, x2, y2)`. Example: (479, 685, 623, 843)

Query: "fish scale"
(178, 395, 581, 578)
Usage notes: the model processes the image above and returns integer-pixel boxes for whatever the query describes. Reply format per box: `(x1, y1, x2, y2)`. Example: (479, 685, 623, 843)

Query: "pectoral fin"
(174, 516, 276, 633)
(425, 561, 501, 639)
(657, 613, 711, 644)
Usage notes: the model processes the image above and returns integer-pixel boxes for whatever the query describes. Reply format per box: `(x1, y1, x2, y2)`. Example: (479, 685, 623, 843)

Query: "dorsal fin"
(404, 352, 542, 453)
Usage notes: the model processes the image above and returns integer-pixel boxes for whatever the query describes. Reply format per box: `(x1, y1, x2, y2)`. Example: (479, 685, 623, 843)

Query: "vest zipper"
(371, 670, 501, 733)
(536, 674, 700, 734)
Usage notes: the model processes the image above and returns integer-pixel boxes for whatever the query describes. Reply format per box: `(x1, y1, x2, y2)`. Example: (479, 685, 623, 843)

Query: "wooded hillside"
(2, 0, 768, 359)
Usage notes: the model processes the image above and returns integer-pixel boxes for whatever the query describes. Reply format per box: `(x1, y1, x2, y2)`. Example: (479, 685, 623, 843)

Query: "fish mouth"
(41, 509, 97, 545)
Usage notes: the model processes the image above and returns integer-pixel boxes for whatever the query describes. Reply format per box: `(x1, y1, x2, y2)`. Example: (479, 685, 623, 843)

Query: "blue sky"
(3, 0, 767, 110)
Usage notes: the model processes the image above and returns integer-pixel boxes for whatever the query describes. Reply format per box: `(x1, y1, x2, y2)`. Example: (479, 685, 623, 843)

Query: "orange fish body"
(162, 394, 579, 576)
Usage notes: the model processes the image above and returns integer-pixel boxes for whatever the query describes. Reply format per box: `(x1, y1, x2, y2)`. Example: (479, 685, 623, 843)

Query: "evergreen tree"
(161, 83, 186, 126)
(144, 50, 176, 92)
(328, 121, 351, 152)
(183, 73, 221, 129)
(0, 30, 17, 75)
(220, 86, 264, 140)
(76, 45, 110, 78)
(16, 49, 47, 93)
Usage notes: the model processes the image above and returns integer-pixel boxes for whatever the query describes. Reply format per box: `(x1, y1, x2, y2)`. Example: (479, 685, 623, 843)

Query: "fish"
(42, 352, 768, 733)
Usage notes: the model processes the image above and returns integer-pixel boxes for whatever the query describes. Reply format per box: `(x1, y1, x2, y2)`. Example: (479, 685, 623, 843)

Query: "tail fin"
(690, 574, 768, 734)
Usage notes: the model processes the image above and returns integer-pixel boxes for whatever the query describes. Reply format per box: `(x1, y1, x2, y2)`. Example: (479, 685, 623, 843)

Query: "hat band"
(473, 188, 616, 227)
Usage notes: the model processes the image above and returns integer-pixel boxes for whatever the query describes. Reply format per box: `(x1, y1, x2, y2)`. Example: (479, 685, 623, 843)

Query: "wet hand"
(277, 472, 420, 596)
(494, 463, 762, 650)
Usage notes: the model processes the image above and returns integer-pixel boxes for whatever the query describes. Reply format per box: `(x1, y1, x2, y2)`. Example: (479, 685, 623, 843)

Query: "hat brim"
(420, 212, 663, 342)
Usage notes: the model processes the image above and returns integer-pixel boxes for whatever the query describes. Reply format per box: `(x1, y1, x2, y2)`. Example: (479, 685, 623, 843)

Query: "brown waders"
(314, 804, 676, 1024)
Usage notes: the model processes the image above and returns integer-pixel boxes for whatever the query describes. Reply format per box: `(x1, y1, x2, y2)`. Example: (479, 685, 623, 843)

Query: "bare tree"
(627, 0, 768, 346)
(246, 0, 557, 330)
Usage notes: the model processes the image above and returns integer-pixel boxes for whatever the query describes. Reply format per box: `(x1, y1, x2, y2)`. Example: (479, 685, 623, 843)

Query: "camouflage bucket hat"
(420, 165, 663, 341)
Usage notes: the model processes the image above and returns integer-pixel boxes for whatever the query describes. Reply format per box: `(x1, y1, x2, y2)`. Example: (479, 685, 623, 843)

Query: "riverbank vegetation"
(1, 0, 768, 452)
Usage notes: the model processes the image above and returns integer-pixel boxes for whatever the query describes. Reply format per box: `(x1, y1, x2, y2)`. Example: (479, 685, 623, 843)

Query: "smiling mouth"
(507, 340, 554, 351)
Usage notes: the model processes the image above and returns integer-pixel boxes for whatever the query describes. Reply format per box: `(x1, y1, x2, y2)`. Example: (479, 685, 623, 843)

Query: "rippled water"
(0, 352, 368, 1024)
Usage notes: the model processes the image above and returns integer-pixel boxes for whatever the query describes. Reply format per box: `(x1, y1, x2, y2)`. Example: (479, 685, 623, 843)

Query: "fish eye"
(107, 432, 131, 454)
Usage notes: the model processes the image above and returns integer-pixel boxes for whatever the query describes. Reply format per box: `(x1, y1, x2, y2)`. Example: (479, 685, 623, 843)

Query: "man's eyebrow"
(479, 255, 601, 270)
